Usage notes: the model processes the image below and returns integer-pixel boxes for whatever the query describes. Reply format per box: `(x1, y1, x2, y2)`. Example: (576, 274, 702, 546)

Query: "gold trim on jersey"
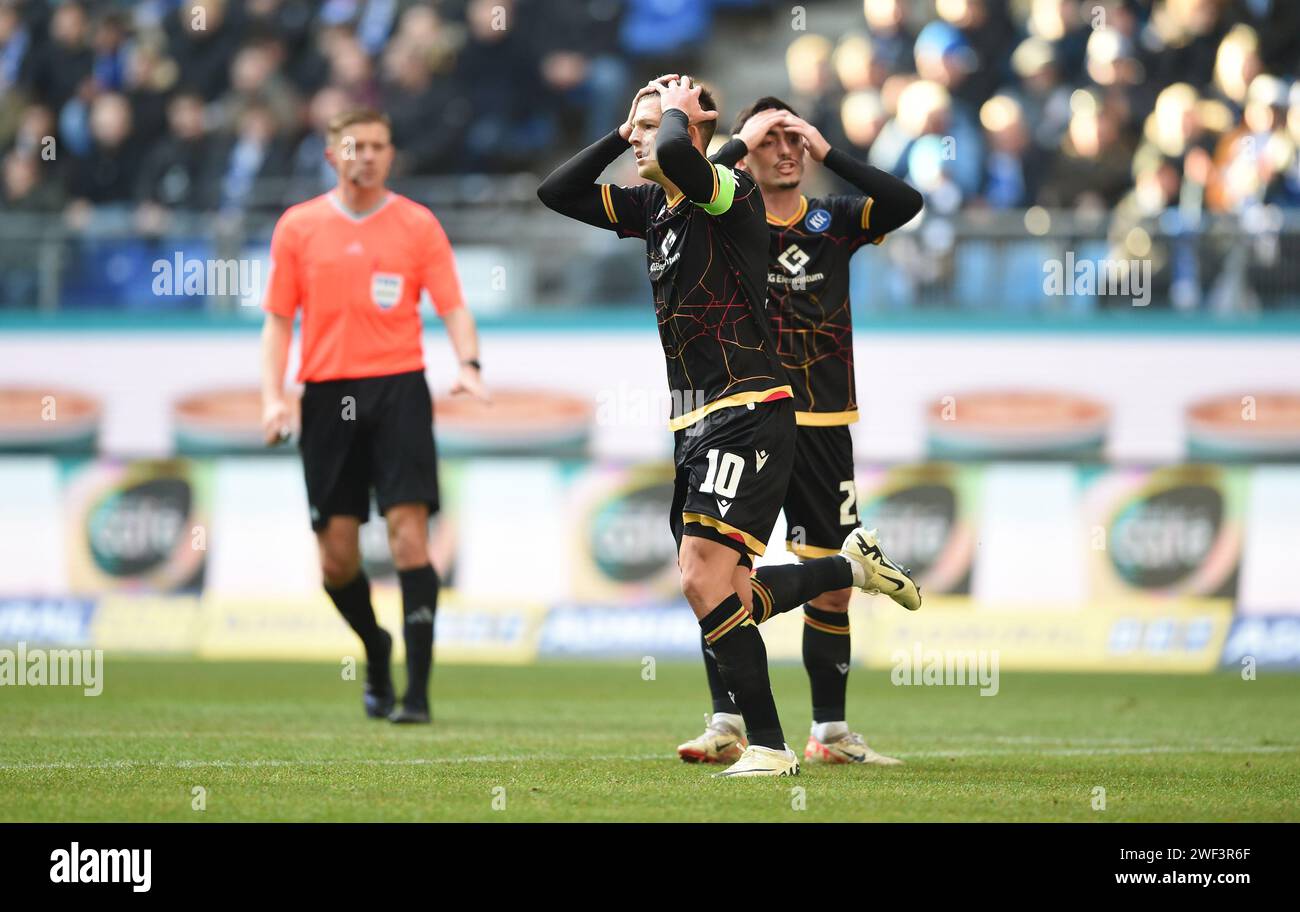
(666, 189, 686, 209)
(682, 512, 767, 556)
(767, 195, 808, 227)
(667, 385, 793, 431)
(786, 540, 842, 559)
(861, 197, 887, 243)
(795, 409, 859, 427)
(601, 184, 618, 224)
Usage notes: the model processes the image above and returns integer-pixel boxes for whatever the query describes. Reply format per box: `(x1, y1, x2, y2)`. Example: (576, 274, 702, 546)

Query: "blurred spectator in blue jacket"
(976, 94, 1042, 209)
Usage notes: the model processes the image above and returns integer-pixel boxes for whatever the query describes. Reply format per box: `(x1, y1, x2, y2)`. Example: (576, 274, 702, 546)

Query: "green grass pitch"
(2, 659, 1297, 822)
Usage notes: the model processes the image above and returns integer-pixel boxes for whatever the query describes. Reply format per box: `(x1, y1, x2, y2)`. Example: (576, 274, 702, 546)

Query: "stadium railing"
(4, 176, 1300, 320)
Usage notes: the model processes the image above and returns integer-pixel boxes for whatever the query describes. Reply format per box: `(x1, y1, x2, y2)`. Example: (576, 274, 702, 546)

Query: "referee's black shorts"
(298, 369, 439, 531)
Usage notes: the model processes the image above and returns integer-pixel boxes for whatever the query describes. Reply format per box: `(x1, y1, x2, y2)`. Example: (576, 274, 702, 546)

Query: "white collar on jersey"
(328, 190, 393, 222)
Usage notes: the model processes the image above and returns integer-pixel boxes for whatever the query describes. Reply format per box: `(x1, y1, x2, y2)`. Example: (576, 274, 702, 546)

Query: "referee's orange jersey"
(263, 191, 466, 382)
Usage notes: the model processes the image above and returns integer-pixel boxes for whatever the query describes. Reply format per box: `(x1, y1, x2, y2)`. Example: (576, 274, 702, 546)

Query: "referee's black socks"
(325, 571, 385, 655)
(698, 595, 784, 750)
(749, 557, 853, 623)
(397, 564, 439, 710)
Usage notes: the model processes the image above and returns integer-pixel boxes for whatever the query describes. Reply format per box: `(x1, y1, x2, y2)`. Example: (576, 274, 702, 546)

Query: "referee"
(260, 109, 489, 724)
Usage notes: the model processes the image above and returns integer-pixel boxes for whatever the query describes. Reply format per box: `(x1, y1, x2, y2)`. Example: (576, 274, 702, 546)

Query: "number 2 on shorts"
(839, 480, 858, 525)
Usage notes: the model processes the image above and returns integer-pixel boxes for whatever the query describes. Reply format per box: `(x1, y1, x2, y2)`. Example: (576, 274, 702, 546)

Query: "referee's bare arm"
(421, 210, 490, 403)
(261, 312, 294, 444)
(260, 213, 300, 445)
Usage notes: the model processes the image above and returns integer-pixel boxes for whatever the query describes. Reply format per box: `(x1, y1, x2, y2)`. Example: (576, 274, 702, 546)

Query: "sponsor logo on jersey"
(777, 243, 810, 275)
(649, 228, 682, 279)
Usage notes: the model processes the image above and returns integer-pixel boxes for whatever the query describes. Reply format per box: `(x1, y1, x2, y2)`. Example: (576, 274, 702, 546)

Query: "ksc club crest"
(804, 208, 831, 233)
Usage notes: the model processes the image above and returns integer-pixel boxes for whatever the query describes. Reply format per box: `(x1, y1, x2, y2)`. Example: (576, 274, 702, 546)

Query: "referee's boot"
(363, 629, 396, 719)
(389, 701, 430, 724)
(840, 528, 921, 611)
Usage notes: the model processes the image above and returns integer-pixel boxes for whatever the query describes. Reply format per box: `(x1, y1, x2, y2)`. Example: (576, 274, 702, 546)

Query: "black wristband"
(462, 359, 481, 371)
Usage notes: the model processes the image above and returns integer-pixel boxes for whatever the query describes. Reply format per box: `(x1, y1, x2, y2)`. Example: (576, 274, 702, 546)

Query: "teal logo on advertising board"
(86, 477, 192, 577)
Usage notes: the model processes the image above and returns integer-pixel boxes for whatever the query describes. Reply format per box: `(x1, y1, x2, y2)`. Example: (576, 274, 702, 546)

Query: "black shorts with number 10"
(669, 397, 796, 567)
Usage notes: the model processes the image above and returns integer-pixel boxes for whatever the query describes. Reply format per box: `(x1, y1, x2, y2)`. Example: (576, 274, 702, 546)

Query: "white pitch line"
(1, 744, 1297, 772)
(0, 755, 665, 771)
(903, 744, 1300, 759)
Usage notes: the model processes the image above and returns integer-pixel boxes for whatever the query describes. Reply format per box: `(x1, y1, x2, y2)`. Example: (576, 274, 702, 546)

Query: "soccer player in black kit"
(676, 97, 926, 767)
(539, 76, 918, 777)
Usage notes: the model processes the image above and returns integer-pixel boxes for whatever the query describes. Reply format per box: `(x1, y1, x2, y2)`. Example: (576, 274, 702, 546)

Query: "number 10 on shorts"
(700, 449, 744, 498)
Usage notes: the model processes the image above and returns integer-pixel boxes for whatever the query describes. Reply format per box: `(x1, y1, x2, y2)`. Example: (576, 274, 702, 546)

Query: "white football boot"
(714, 743, 801, 778)
(676, 712, 747, 764)
(840, 528, 921, 611)
(804, 729, 904, 766)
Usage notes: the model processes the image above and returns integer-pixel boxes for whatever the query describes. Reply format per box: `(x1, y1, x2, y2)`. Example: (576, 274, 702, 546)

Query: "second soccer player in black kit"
(539, 76, 916, 777)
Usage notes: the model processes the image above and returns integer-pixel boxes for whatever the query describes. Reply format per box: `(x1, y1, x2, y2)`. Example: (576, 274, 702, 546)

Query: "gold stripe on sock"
(705, 605, 752, 645)
(750, 580, 774, 624)
(804, 614, 850, 635)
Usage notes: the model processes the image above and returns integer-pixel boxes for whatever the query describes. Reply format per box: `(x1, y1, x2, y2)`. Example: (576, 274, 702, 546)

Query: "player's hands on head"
(451, 363, 492, 404)
(735, 109, 788, 154)
(619, 80, 670, 141)
(261, 395, 295, 446)
(778, 113, 831, 162)
(654, 76, 719, 127)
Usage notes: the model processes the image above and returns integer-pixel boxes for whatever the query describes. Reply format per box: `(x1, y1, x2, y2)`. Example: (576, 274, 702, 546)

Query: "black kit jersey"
(762, 193, 884, 425)
(599, 167, 793, 430)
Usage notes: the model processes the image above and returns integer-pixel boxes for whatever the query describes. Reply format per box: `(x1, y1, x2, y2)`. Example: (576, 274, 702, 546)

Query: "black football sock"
(803, 605, 851, 723)
(397, 564, 439, 709)
(698, 595, 784, 749)
(324, 571, 384, 654)
(700, 633, 740, 715)
(750, 557, 853, 623)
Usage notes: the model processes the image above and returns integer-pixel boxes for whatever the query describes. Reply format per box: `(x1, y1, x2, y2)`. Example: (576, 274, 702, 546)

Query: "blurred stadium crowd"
(2, 0, 1300, 312)
(3, 0, 1300, 215)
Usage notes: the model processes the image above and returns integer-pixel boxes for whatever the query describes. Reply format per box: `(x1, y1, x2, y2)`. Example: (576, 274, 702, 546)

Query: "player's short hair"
(326, 108, 392, 144)
(693, 81, 719, 148)
(731, 96, 800, 135)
